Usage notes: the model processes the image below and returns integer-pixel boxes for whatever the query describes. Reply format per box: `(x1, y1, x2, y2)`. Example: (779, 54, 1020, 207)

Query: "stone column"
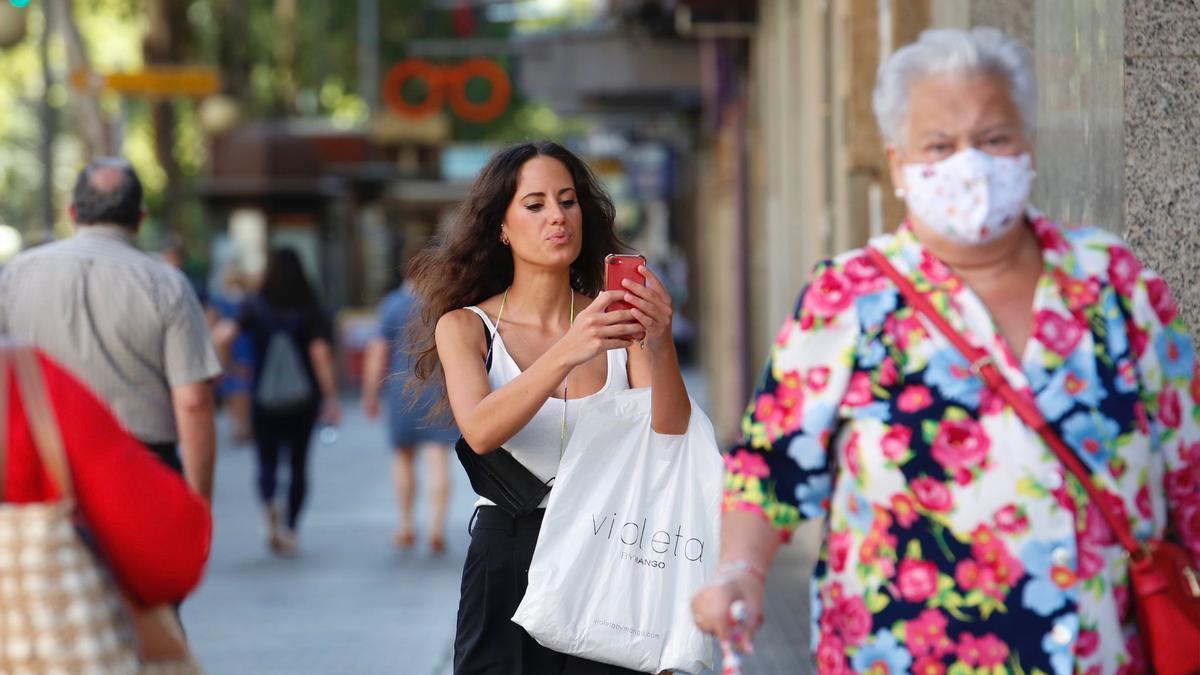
(1122, 1, 1200, 335)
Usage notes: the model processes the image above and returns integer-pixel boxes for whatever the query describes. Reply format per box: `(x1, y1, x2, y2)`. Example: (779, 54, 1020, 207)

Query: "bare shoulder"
(436, 308, 485, 341)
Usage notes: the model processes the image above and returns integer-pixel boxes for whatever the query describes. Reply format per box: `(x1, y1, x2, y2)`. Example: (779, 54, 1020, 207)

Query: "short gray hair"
(872, 27, 1036, 146)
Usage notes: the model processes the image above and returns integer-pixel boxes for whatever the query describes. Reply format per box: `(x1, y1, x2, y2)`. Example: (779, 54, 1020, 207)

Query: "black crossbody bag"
(453, 316, 553, 518)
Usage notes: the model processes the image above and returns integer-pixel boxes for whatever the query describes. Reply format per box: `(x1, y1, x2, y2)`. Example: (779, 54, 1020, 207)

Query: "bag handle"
(0, 345, 74, 503)
(865, 247, 1144, 557)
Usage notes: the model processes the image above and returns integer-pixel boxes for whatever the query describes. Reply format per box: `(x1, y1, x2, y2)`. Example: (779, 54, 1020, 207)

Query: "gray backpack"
(255, 332, 313, 411)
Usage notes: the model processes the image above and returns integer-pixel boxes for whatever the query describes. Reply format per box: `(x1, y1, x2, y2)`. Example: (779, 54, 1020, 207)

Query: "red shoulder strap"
(864, 246, 1143, 556)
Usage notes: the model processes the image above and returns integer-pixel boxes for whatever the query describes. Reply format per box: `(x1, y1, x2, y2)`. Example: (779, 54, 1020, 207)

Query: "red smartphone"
(605, 253, 647, 341)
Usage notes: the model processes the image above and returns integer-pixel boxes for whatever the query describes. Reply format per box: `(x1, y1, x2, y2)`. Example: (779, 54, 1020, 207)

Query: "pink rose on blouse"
(957, 633, 1009, 668)
(1134, 400, 1151, 435)
(1033, 309, 1085, 357)
(1108, 245, 1143, 297)
(1136, 484, 1153, 518)
(1176, 499, 1200, 559)
(1146, 276, 1179, 325)
(808, 366, 831, 392)
(912, 657, 946, 675)
(885, 312, 927, 351)
(828, 531, 852, 573)
(955, 559, 982, 589)
(912, 476, 954, 512)
(898, 385, 934, 413)
(1118, 632, 1148, 675)
(891, 493, 920, 528)
(897, 559, 940, 602)
(776, 370, 805, 408)
(931, 419, 991, 484)
(829, 595, 872, 646)
(994, 504, 1029, 534)
(1034, 217, 1070, 253)
(1159, 387, 1182, 429)
(843, 253, 885, 292)
(842, 371, 874, 407)
(1114, 580, 1132, 622)
(881, 425, 913, 462)
(803, 266, 855, 319)
(878, 356, 899, 387)
(1075, 629, 1100, 658)
(1053, 269, 1101, 314)
(906, 609, 953, 659)
(815, 633, 851, 675)
(725, 449, 770, 479)
(919, 250, 958, 288)
(1128, 320, 1149, 359)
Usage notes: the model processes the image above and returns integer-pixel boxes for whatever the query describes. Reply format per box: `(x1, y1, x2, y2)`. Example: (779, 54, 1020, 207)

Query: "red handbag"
(866, 247, 1200, 675)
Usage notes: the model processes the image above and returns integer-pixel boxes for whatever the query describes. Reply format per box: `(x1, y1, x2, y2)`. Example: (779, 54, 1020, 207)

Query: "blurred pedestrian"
(0, 157, 220, 500)
(407, 140, 690, 674)
(209, 266, 256, 445)
(362, 271, 457, 553)
(692, 27, 1200, 673)
(0, 344, 211, 670)
(215, 248, 340, 557)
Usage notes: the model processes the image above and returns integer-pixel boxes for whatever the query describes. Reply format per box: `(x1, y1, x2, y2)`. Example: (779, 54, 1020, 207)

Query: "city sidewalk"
(183, 392, 816, 674)
(185, 401, 477, 674)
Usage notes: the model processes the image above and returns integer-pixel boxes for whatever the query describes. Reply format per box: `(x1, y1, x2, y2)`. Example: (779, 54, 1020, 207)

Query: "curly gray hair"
(872, 27, 1036, 146)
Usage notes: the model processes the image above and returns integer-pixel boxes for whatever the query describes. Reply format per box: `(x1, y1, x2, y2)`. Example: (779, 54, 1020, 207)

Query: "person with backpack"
(215, 247, 340, 556)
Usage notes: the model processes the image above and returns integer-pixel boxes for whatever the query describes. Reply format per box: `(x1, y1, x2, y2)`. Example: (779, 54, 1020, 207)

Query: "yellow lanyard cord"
(495, 288, 575, 456)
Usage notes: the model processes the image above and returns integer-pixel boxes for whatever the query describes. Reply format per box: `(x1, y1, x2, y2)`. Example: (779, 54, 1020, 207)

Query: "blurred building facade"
(687, 0, 1200, 441)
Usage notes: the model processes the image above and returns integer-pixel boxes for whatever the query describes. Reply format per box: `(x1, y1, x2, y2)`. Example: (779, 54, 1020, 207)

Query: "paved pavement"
(185, 402, 477, 675)
(183, 391, 817, 675)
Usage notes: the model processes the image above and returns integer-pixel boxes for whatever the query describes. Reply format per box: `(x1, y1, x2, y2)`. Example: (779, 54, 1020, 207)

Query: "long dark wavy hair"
(406, 141, 626, 408)
(260, 247, 320, 312)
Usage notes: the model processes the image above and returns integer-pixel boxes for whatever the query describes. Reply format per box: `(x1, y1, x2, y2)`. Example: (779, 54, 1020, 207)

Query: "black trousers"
(453, 507, 646, 675)
(251, 406, 319, 530)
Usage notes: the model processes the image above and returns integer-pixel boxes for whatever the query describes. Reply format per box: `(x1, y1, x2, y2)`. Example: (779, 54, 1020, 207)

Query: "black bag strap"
(479, 313, 495, 372)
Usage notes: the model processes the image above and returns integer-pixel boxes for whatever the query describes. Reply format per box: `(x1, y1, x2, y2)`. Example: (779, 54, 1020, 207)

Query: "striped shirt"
(0, 225, 221, 443)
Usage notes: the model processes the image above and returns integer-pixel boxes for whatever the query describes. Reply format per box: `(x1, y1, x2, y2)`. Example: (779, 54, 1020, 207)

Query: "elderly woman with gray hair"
(692, 27, 1200, 674)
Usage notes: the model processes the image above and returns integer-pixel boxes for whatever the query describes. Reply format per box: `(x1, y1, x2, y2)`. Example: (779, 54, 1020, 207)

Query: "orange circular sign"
(383, 58, 511, 124)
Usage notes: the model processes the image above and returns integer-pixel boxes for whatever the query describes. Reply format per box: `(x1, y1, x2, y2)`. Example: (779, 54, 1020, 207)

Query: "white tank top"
(463, 306, 630, 508)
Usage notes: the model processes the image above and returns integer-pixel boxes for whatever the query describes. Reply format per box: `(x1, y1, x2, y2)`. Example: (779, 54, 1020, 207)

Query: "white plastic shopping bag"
(512, 388, 723, 674)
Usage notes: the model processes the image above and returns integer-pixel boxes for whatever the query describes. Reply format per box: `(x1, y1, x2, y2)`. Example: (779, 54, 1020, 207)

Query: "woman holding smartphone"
(407, 140, 690, 674)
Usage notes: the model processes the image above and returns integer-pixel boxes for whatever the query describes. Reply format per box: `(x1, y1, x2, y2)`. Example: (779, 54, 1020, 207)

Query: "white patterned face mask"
(901, 149, 1035, 245)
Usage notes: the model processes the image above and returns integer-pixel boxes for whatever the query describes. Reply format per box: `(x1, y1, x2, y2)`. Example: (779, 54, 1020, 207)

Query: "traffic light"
(9, 0, 31, 7)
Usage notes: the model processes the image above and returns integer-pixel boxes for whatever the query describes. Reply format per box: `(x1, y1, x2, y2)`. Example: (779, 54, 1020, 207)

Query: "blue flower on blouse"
(851, 629, 913, 674)
(1041, 614, 1079, 675)
(1019, 538, 1076, 616)
(858, 339, 886, 369)
(856, 290, 898, 331)
(923, 349, 982, 407)
(1100, 289, 1129, 359)
(788, 436, 826, 470)
(1061, 411, 1121, 472)
(1037, 351, 1108, 421)
(1156, 326, 1195, 381)
(803, 402, 837, 437)
(795, 474, 832, 518)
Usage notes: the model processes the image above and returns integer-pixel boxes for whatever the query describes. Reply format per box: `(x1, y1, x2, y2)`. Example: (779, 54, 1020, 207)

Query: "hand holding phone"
(605, 254, 647, 342)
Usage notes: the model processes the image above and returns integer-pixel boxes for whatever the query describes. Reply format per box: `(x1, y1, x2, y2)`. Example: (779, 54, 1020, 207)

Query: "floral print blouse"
(724, 216, 1200, 675)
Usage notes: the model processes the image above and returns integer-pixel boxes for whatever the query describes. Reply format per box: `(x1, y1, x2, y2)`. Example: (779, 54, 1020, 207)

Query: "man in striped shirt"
(0, 158, 220, 501)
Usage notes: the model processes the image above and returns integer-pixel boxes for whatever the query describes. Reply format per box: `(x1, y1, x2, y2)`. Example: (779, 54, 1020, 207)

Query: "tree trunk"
(144, 0, 191, 235)
(39, 1, 56, 240)
(55, 0, 109, 159)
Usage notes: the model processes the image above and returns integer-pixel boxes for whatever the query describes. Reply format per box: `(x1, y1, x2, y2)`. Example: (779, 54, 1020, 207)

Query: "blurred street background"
(2, 0, 1199, 673)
